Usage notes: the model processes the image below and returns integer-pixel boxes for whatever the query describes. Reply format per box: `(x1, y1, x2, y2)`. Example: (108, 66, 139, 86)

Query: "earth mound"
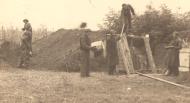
(31, 29, 106, 71)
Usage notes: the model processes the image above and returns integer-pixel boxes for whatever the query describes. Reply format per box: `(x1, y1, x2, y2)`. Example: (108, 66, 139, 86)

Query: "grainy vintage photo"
(0, 0, 190, 102)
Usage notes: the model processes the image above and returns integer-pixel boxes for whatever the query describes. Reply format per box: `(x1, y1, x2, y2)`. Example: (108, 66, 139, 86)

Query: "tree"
(98, 9, 122, 33)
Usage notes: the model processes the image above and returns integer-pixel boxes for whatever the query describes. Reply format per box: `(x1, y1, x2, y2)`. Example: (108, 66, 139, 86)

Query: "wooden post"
(143, 34, 156, 73)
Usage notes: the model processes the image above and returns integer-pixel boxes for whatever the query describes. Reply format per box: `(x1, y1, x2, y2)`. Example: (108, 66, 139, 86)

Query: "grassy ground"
(0, 64, 190, 103)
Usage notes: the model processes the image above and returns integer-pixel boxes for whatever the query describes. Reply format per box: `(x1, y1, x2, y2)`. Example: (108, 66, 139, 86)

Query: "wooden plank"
(123, 34, 135, 73)
(118, 33, 135, 74)
(143, 35, 156, 73)
(118, 41, 130, 74)
(137, 72, 190, 89)
(117, 51, 125, 71)
(123, 35, 135, 73)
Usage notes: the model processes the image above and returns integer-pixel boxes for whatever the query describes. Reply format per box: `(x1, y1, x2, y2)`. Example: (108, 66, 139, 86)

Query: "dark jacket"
(23, 22, 32, 33)
(106, 35, 120, 66)
(166, 37, 182, 69)
(80, 31, 91, 52)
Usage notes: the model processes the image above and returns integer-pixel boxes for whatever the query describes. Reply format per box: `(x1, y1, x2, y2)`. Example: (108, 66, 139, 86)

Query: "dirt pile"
(31, 29, 105, 71)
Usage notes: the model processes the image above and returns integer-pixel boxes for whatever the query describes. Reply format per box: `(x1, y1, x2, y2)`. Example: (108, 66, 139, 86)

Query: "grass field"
(0, 64, 190, 103)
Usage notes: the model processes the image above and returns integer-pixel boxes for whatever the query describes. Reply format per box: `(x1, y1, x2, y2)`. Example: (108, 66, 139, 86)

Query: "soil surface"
(0, 63, 190, 103)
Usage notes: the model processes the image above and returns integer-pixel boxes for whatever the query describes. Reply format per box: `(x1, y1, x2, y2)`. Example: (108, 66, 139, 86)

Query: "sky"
(0, 0, 190, 30)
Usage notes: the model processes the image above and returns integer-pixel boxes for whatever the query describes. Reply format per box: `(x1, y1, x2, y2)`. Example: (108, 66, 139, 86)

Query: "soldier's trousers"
(23, 31, 32, 52)
(29, 35, 32, 52)
(19, 50, 30, 67)
(80, 50, 90, 77)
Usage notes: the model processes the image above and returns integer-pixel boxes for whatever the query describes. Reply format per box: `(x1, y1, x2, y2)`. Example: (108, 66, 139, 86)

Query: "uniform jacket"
(23, 23, 32, 33)
(80, 30, 91, 52)
(106, 35, 120, 66)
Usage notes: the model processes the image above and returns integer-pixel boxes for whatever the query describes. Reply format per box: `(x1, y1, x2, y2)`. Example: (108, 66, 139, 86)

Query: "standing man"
(120, 3, 135, 34)
(165, 31, 182, 76)
(106, 30, 121, 75)
(79, 22, 92, 77)
(22, 19, 33, 56)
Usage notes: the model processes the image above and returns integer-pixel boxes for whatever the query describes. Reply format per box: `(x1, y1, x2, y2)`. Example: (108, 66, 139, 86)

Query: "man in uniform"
(120, 3, 135, 34)
(22, 19, 33, 56)
(106, 30, 121, 75)
(165, 31, 182, 76)
(79, 22, 93, 77)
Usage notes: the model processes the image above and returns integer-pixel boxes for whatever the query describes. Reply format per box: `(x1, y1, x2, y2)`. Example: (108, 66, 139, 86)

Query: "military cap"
(122, 3, 127, 7)
(23, 19, 29, 22)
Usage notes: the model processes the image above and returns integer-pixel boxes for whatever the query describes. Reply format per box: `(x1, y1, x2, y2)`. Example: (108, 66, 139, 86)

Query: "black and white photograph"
(0, 0, 190, 102)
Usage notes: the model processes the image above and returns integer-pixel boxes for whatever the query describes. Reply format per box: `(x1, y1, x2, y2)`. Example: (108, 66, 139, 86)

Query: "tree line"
(99, 4, 190, 43)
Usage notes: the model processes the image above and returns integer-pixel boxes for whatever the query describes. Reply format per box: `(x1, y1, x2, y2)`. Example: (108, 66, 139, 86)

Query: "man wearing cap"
(79, 22, 93, 77)
(18, 19, 32, 68)
(22, 19, 33, 56)
(106, 30, 121, 75)
(120, 3, 135, 34)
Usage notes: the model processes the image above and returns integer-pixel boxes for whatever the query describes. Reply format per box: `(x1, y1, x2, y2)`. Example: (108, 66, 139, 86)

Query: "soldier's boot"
(108, 65, 116, 75)
(24, 57, 30, 68)
(108, 68, 114, 75)
(17, 60, 28, 68)
(17, 58, 24, 68)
